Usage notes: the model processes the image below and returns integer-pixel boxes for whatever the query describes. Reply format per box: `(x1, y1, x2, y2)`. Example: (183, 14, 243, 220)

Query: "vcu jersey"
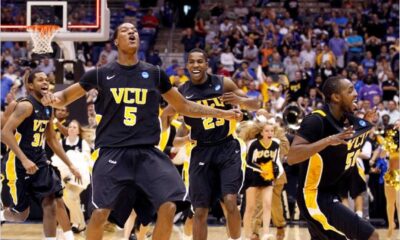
(178, 74, 235, 143)
(295, 105, 375, 240)
(10, 95, 52, 169)
(79, 61, 172, 148)
(297, 105, 373, 193)
(246, 139, 280, 186)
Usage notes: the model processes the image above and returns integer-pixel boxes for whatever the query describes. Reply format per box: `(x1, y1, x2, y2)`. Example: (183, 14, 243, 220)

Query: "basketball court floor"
(1, 223, 398, 240)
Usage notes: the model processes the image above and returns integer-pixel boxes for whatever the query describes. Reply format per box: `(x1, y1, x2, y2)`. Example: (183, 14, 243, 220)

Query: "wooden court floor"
(1, 223, 399, 240)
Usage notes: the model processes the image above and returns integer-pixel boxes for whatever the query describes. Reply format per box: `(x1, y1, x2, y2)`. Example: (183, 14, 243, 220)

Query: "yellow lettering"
(345, 149, 360, 170)
(135, 89, 147, 104)
(213, 98, 224, 107)
(123, 89, 135, 104)
(33, 120, 48, 132)
(111, 88, 124, 104)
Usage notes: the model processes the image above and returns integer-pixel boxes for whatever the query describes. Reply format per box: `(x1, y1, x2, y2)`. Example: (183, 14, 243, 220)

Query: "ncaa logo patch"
(142, 72, 149, 79)
(45, 108, 50, 117)
(359, 120, 366, 127)
(215, 84, 221, 91)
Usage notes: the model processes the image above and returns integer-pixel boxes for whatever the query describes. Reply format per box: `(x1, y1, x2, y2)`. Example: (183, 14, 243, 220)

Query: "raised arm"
(162, 87, 242, 121)
(1, 101, 38, 175)
(221, 77, 260, 111)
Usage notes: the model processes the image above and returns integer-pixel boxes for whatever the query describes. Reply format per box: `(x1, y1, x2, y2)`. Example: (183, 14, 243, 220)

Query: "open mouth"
(191, 70, 201, 77)
(41, 86, 49, 94)
(352, 99, 358, 111)
(128, 35, 136, 44)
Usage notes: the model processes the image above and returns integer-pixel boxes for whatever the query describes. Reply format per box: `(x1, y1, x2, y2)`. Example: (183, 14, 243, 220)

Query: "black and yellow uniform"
(337, 160, 367, 199)
(246, 139, 280, 188)
(3, 95, 62, 212)
(79, 61, 189, 226)
(296, 105, 375, 240)
(179, 74, 246, 208)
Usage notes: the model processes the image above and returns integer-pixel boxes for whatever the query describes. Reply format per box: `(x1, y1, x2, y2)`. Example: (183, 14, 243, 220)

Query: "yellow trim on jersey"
(259, 139, 272, 150)
(312, 110, 327, 117)
(303, 153, 345, 236)
(357, 164, 366, 182)
(233, 135, 247, 193)
(158, 127, 171, 151)
(6, 132, 22, 205)
(185, 142, 197, 189)
(228, 119, 237, 136)
(95, 114, 103, 125)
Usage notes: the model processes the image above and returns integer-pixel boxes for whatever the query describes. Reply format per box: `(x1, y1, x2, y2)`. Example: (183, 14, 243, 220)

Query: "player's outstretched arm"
(287, 126, 355, 165)
(41, 83, 86, 108)
(221, 77, 260, 111)
(1, 101, 39, 175)
(45, 116, 82, 183)
(162, 87, 242, 121)
(160, 105, 177, 131)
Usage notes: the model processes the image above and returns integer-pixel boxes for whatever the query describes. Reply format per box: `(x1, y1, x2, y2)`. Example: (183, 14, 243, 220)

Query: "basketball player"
(287, 76, 379, 240)
(1, 70, 81, 240)
(40, 22, 242, 240)
(162, 48, 259, 240)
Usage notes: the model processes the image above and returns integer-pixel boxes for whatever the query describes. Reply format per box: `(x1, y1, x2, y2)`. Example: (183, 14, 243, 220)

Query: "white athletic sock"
(63, 230, 74, 240)
(356, 210, 363, 218)
(44, 238, 57, 240)
(228, 237, 241, 240)
(0, 210, 5, 221)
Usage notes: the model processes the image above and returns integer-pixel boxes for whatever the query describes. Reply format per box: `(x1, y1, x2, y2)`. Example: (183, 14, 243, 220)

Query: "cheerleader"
(242, 122, 282, 240)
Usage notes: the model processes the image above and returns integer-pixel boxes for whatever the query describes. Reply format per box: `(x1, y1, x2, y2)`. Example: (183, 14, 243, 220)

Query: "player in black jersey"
(1, 70, 81, 240)
(287, 76, 379, 240)
(162, 48, 259, 240)
(41, 23, 242, 240)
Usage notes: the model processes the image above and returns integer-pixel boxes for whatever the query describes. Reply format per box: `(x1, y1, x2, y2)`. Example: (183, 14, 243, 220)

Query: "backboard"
(0, 0, 110, 42)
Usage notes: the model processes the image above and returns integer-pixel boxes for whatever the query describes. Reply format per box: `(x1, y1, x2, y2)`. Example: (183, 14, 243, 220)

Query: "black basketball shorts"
(3, 156, 62, 212)
(338, 164, 367, 199)
(297, 190, 375, 240)
(188, 137, 246, 208)
(90, 146, 190, 225)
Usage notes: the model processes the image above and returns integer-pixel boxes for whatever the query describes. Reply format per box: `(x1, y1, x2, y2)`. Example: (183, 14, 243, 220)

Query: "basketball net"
(27, 25, 60, 54)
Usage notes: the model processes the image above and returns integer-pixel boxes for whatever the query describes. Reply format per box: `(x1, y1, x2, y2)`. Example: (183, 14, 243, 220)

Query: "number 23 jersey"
(79, 61, 172, 148)
(178, 74, 235, 143)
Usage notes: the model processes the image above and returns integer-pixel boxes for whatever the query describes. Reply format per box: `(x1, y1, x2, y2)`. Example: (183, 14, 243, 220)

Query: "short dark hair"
(322, 76, 345, 103)
(188, 48, 208, 61)
(26, 69, 44, 84)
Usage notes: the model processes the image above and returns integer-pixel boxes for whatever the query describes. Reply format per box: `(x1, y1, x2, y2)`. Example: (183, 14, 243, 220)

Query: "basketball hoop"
(27, 25, 60, 54)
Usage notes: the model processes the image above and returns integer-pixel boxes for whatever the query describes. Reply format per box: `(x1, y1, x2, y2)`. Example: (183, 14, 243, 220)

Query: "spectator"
(350, 72, 364, 94)
(246, 81, 262, 102)
(141, 9, 159, 32)
(359, 74, 382, 106)
(10, 42, 26, 60)
(346, 29, 364, 63)
(328, 31, 346, 68)
(99, 43, 118, 64)
(284, 0, 299, 20)
(299, 42, 316, 68)
(232, 61, 257, 81)
(1, 72, 15, 111)
(38, 57, 55, 75)
(268, 53, 284, 81)
(124, 1, 139, 17)
(59, 120, 91, 234)
(285, 54, 302, 82)
(169, 66, 189, 87)
(181, 28, 199, 62)
(316, 44, 336, 68)
(288, 71, 307, 102)
(219, 17, 233, 37)
(2, 48, 13, 64)
(361, 51, 376, 73)
(381, 73, 399, 102)
(165, 59, 179, 77)
(147, 49, 162, 66)
(233, 0, 249, 18)
(243, 37, 259, 70)
(220, 46, 241, 74)
(387, 100, 400, 124)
